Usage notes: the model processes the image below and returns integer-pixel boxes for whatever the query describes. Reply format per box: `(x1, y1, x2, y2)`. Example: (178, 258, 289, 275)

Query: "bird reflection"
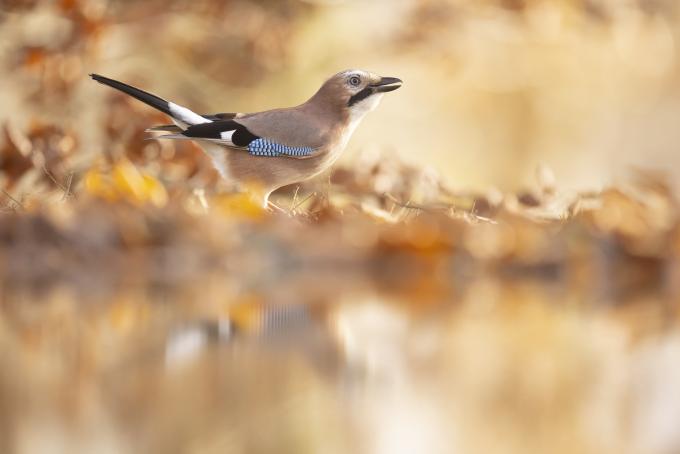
(164, 300, 343, 378)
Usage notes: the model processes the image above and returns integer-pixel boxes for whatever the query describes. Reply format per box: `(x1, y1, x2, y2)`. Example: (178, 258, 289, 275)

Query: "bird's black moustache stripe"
(348, 87, 374, 107)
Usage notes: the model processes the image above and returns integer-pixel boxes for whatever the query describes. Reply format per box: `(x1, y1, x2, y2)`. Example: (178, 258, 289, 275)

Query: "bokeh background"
(2, 2, 680, 454)
(2, 0, 680, 193)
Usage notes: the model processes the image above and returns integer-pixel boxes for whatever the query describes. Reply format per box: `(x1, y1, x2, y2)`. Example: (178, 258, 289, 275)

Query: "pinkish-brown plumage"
(91, 70, 402, 206)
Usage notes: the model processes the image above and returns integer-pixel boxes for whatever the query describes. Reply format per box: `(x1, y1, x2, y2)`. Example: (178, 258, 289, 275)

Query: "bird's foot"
(266, 200, 289, 215)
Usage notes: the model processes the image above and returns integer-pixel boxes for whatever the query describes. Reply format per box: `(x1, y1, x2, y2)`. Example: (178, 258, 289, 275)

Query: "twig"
(385, 193, 496, 224)
(61, 172, 74, 201)
(44, 167, 75, 201)
(1, 189, 23, 210)
(291, 191, 317, 213)
(288, 186, 301, 213)
(385, 193, 433, 212)
(43, 166, 66, 192)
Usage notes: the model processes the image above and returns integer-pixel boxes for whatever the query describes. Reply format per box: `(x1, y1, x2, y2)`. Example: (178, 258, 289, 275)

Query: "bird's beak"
(371, 77, 403, 93)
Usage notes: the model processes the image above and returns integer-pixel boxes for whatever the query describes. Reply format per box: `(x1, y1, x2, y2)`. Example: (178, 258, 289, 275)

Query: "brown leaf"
(0, 125, 33, 188)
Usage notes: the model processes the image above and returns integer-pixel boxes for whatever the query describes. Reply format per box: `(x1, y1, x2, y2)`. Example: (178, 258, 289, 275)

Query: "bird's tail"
(90, 74, 208, 127)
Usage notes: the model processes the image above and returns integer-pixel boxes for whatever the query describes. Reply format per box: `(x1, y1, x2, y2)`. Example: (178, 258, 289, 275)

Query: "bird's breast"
(315, 124, 356, 169)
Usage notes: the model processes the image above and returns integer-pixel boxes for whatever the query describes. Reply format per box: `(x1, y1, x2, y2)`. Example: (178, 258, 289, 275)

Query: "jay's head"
(313, 69, 402, 119)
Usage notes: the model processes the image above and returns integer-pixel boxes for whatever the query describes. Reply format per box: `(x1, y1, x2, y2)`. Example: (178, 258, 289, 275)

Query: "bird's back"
(236, 102, 344, 151)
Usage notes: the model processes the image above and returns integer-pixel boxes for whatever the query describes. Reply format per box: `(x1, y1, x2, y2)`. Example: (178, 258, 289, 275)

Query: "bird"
(90, 70, 402, 208)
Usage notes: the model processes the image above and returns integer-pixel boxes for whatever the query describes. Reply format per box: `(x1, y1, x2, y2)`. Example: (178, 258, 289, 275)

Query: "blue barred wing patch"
(248, 138, 313, 157)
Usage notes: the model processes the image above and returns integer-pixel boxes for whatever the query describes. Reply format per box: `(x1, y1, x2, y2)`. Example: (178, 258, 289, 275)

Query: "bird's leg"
(266, 200, 288, 214)
(257, 188, 289, 215)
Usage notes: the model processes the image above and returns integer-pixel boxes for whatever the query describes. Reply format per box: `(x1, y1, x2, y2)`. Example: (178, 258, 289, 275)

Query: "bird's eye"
(349, 76, 361, 87)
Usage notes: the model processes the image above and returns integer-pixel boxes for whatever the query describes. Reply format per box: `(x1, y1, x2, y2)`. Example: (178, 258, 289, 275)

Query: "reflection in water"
(0, 272, 678, 454)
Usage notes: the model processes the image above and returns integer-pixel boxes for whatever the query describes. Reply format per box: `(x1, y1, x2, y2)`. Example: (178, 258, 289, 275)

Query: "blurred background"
(2, 1, 680, 454)
(2, 0, 680, 193)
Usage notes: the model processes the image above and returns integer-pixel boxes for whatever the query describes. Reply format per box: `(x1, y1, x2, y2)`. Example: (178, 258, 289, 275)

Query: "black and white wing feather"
(145, 113, 240, 133)
(159, 120, 316, 158)
(90, 74, 315, 158)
